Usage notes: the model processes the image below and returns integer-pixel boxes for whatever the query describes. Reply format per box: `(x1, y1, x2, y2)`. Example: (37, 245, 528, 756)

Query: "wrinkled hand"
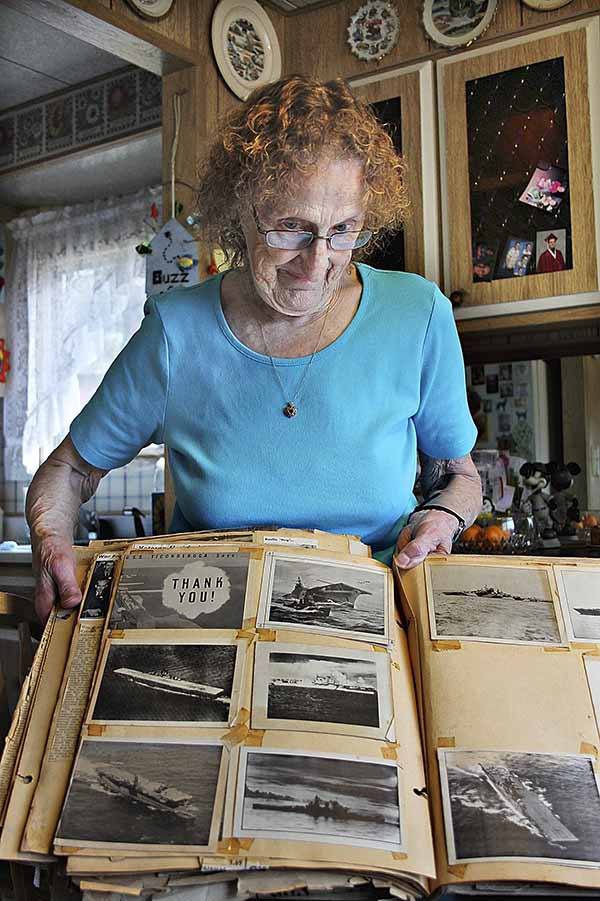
(32, 532, 82, 623)
(393, 509, 459, 570)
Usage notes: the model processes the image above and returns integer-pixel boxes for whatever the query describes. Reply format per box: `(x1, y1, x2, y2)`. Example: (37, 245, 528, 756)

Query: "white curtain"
(5, 186, 160, 480)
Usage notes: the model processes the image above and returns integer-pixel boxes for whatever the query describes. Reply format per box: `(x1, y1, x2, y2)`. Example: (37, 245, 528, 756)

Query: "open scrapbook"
(1, 528, 600, 899)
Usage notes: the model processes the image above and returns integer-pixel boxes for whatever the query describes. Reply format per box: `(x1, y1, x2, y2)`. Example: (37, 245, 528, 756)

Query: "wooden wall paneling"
(438, 19, 599, 311)
(350, 65, 435, 280)
(283, 0, 430, 82)
(280, 0, 531, 83)
(457, 302, 600, 333)
(109, 0, 197, 52)
(478, 0, 523, 44)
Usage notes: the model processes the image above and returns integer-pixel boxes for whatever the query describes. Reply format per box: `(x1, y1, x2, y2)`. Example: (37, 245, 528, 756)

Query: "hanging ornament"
(145, 219, 200, 297)
(0, 339, 10, 383)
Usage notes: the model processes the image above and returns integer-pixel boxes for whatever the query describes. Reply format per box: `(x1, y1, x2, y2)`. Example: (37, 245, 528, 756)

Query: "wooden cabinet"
(436, 17, 600, 316)
(349, 62, 440, 284)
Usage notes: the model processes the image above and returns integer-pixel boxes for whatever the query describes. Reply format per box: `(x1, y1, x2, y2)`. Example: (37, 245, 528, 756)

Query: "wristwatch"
(407, 504, 466, 543)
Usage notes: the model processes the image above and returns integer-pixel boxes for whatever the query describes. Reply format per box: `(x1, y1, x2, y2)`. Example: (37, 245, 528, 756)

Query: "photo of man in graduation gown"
(537, 233, 566, 273)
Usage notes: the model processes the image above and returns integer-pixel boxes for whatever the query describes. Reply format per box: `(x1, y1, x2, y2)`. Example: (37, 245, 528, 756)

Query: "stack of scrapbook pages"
(1, 528, 600, 900)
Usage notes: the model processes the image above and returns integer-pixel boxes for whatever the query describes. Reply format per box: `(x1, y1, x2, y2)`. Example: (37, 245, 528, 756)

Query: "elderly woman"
(27, 75, 481, 621)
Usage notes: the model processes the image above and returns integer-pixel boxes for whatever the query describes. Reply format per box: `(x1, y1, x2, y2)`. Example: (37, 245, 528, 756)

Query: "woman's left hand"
(393, 509, 459, 570)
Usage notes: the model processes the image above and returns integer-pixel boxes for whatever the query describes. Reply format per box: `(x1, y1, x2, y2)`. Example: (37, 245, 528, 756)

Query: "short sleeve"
(70, 296, 169, 470)
(412, 286, 477, 459)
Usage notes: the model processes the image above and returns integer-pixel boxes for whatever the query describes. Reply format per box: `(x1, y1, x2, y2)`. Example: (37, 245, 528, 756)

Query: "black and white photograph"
(499, 364, 512, 382)
(439, 749, 600, 865)
(556, 566, 600, 641)
(91, 640, 241, 726)
(426, 562, 564, 645)
(80, 554, 118, 620)
(258, 553, 390, 644)
(56, 738, 226, 850)
(252, 642, 394, 740)
(108, 551, 251, 630)
(234, 748, 403, 851)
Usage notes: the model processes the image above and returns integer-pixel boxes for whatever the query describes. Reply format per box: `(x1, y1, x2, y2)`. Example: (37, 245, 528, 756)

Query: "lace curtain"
(5, 186, 160, 480)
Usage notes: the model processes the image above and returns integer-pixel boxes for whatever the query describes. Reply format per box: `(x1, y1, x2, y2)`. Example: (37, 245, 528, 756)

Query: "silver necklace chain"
(258, 296, 334, 419)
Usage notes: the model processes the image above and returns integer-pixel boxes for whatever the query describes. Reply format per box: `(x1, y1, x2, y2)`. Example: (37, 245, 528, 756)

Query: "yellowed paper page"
(22, 554, 122, 854)
(402, 554, 600, 891)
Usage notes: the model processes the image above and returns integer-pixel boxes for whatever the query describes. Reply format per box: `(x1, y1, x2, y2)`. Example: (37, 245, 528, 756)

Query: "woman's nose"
(300, 235, 332, 275)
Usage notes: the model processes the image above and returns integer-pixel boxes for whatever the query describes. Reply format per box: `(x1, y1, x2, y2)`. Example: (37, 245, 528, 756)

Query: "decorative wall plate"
(347, 1, 400, 62)
(124, 0, 174, 19)
(521, 0, 573, 8)
(422, 0, 497, 48)
(211, 0, 282, 101)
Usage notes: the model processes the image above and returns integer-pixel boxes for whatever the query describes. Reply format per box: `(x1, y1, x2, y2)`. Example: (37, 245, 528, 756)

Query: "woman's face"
(240, 157, 366, 318)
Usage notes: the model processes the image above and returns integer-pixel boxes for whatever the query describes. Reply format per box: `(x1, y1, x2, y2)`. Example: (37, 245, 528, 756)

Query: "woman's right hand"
(32, 531, 82, 623)
(26, 436, 107, 623)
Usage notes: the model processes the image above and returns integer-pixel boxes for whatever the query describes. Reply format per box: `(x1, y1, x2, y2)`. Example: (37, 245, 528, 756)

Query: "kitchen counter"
(0, 544, 34, 598)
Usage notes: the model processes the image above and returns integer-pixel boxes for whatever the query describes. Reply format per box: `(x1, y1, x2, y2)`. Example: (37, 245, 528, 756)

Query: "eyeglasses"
(251, 205, 373, 252)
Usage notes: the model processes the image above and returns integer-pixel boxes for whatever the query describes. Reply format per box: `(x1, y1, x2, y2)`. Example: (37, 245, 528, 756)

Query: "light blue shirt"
(70, 264, 476, 560)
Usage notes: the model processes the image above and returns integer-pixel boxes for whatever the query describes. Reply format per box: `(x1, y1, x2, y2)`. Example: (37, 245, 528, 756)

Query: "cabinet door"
(437, 18, 600, 313)
(350, 62, 440, 283)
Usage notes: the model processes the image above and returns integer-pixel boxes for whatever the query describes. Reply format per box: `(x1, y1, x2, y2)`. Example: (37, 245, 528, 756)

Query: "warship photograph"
(91, 643, 237, 724)
(429, 564, 562, 644)
(236, 748, 402, 851)
(440, 749, 600, 864)
(94, 767, 196, 819)
(265, 649, 380, 726)
(57, 739, 224, 847)
(261, 555, 388, 642)
(109, 551, 250, 630)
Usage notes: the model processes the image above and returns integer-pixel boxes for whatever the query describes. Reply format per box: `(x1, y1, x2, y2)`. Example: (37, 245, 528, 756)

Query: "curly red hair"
(195, 75, 409, 266)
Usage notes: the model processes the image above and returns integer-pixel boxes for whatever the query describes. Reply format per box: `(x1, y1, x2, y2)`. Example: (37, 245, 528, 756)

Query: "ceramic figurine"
(548, 461, 581, 537)
(519, 462, 559, 546)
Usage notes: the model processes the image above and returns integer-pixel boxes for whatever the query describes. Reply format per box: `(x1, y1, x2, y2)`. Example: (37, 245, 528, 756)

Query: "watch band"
(407, 504, 467, 542)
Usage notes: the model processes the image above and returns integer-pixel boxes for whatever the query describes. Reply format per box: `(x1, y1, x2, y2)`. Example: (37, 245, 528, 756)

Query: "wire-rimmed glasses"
(251, 205, 373, 252)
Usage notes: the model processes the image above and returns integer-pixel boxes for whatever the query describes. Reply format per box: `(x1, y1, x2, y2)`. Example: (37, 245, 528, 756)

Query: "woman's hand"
(393, 509, 459, 570)
(32, 531, 82, 623)
(26, 436, 107, 623)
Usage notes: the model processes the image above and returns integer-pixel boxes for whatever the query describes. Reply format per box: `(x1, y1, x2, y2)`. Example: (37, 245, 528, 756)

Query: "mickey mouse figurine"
(547, 461, 581, 537)
(519, 462, 559, 546)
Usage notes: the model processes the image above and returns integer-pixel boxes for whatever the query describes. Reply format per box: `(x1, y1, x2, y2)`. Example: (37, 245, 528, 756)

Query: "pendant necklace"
(258, 294, 335, 419)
